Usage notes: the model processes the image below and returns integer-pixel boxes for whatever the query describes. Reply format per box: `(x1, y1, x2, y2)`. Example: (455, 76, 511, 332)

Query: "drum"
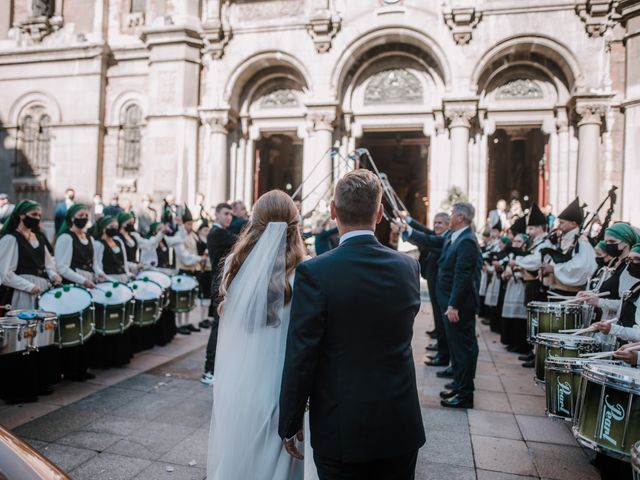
(38, 285, 94, 348)
(128, 279, 163, 326)
(91, 282, 134, 335)
(534, 333, 600, 384)
(633, 441, 640, 480)
(138, 270, 172, 307)
(5, 310, 57, 348)
(544, 356, 624, 421)
(574, 364, 640, 460)
(527, 302, 587, 343)
(168, 274, 199, 313)
(0, 318, 38, 355)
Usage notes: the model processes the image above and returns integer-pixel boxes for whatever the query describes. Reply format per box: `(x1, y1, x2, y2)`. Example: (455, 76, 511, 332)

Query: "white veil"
(207, 222, 301, 480)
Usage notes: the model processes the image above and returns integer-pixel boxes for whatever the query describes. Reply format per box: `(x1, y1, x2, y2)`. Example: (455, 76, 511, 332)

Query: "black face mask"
(125, 224, 135, 233)
(73, 217, 88, 229)
(23, 216, 40, 231)
(628, 262, 640, 278)
(105, 227, 119, 238)
(604, 243, 623, 258)
(595, 257, 606, 269)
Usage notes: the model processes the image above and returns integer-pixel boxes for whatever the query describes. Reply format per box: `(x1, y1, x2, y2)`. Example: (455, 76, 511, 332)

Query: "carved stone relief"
(260, 89, 299, 108)
(496, 79, 543, 100)
(233, 0, 305, 21)
(364, 69, 423, 105)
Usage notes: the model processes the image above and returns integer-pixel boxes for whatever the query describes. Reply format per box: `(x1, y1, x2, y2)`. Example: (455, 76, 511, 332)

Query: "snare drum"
(5, 310, 57, 349)
(534, 333, 600, 384)
(544, 356, 624, 421)
(574, 364, 640, 460)
(632, 441, 640, 480)
(527, 302, 586, 342)
(0, 318, 38, 355)
(168, 274, 199, 313)
(128, 279, 163, 326)
(91, 282, 134, 335)
(38, 286, 94, 348)
(138, 270, 172, 307)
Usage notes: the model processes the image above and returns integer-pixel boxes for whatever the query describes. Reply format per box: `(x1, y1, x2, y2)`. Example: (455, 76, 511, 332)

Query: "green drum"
(574, 364, 640, 460)
(168, 274, 199, 313)
(91, 282, 133, 335)
(534, 333, 600, 384)
(527, 302, 588, 343)
(633, 441, 640, 480)
(545, 356, 624, 421)
(38, 286, 94, 348)
(128, 279, 163, 326)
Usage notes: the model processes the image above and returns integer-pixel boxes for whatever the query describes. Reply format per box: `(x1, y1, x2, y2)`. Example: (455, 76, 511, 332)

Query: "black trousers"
(314, 450, 418, 480)
(204, 312, 219, 374)
(426, 275, 449, 360)
(442, 304, 478, 398)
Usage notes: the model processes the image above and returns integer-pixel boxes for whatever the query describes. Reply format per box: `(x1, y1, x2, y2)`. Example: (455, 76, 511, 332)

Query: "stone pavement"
(2, 292, 602, 480)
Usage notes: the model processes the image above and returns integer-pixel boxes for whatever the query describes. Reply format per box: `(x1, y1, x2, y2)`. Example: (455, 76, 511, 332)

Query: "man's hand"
(614, 347, 638, 366)
(282, 432, 304, 460)
(577, 291, 600, 306)
(390, 220, 405, 234)
(591, 321, 612, 335)
(446, 307, 460, 323)
(540, 263, 554, 276)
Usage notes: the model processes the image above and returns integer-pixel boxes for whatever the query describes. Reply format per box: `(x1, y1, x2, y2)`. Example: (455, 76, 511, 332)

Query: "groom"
(279, 169, 425, 479)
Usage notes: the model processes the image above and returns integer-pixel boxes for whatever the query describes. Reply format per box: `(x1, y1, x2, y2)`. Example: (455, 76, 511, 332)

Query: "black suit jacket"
(206, 226, 237, 302)
(279, 234, 425, 463)
(435, 227, 482, 312)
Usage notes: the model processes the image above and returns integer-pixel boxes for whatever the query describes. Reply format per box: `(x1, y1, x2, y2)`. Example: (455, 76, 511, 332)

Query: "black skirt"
(89, 330, 132, 369)
(131, 324, 156, 353)
(62, 340, 93, 380)
(154, 310, 176, 346)
(36, 345, 62, 388)
(0, 350, 39, 402)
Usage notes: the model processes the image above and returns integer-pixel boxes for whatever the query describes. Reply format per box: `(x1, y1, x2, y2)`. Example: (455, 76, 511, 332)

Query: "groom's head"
(331, 169, 384, 233)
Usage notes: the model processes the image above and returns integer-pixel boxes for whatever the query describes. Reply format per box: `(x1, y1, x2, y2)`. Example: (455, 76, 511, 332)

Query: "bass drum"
(5, 310, 57, 349)
(128, 279, 163, 326)
(91, 282, 133, 335)
(38, 286, 94, 348)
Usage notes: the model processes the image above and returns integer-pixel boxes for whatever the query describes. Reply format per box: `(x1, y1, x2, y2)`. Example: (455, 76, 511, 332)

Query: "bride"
(207, 190, 318, 480)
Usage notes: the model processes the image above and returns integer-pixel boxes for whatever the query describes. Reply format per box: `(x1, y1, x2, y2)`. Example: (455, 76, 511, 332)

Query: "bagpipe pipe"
(483, 246, 527, 266)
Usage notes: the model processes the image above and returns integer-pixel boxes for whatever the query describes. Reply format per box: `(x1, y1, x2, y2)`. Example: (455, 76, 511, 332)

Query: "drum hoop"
(527, 302, 583, 313)
(573, 429, 631, 460)
(581, 367, 640, 393)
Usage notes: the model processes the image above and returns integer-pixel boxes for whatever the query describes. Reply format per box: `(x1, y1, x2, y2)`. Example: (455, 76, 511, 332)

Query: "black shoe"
(480, 318, 491, 325)
(436, 367, 455, 378)
(518, 353, 534, 361)
(199, 319, 211, 329)
(426, 329, 436, 338)
(522, 360, 535, 368)
(425, 355, 449, 367)
(177, 326, 192, 335)
(506, 346, 517, 352)
(444, 381, 457, 390)
(186, 324, 201, 332)
(441, 394, 473, 409)
(425, 344, 439, 352)
(82, 371, 96, 380)
(439, 389, 458, 399)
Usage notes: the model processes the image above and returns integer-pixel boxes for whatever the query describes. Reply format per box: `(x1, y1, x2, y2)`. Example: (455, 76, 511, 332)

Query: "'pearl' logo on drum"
(598, 395, 625, 446)
(557, 380, 571, 415)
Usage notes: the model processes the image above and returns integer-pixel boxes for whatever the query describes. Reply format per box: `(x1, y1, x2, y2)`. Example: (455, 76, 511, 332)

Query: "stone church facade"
(1, 0, 639, 226)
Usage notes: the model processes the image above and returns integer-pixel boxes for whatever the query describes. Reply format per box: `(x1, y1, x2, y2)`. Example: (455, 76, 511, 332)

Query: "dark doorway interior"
(359, 131, 429, 246)
(255, 133, 303, 200)
(488, 127, 548, 213)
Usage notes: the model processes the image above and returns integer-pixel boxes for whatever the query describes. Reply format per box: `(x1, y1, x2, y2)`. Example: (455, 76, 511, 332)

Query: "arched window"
(15, 106, 51, 177)
(118, 104, 142, 176)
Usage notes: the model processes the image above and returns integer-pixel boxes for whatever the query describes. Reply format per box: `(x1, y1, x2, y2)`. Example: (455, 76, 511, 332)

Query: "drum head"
(6, 309, 56, 321)
(129, 279, 163, 300)
(171, 274, 198, 291)
(39, 286, 92, 315)
(538, 332, 599, 348)
(92, 282, 133, 305)
(138, 270, 171, 289)
(583, 363, 640, 391)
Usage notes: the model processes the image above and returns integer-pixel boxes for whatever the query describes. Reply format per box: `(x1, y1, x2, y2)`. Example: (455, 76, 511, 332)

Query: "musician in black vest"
(55, 204, 103, 381)
(0, 200, 63, 403)
(434, 202, 482, 409)
(201, 203, 237, 385)
(279, 170, 424, 479)
(92, 216, 134, 368)
(397, 212, 451, 367)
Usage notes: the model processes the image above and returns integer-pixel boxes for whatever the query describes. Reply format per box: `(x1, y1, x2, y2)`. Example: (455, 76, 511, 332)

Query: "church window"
(118, 104, 143, 176)
(15, 106, 51, 177)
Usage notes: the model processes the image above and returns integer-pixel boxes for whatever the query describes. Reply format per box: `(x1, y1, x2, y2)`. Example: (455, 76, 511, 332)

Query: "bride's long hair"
(218, 190, 306, 315)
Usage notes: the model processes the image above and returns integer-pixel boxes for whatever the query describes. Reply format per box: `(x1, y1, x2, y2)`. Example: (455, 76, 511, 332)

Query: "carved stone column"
(619, 0, 640, 224)
(304, 107, 336, 212)
(200, 109, 232, 205)
(575, 102, 607, 210)
(556, 110, 571, 209)
(444, 102, 477, 197)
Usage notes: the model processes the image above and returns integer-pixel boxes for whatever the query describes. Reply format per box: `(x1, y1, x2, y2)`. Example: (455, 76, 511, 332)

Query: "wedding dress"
(207, 222, 318, 480)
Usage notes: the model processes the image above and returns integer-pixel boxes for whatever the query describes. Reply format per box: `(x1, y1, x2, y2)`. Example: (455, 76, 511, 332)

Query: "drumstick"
(580, 351, 616, 359)
(559, 319, 618, 335)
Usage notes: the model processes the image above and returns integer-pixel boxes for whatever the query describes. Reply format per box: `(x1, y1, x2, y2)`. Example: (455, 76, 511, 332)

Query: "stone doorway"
(487, 127, 549, 213)
(254, 133, 303, 201)
(359, 131, 429, 245)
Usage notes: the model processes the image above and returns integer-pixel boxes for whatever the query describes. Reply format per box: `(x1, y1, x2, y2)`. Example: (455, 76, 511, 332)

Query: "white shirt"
(339, 230, 375, 245)
(0, 234, 58, 292)
(450, 226, 469, 245)
(54, 232, 101, 284)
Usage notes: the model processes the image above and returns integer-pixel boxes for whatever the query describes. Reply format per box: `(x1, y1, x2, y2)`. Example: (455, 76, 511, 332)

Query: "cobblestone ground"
(1, 291, 601, 480)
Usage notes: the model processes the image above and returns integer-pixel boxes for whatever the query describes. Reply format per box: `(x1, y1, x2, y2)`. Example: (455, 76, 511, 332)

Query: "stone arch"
(331, 26, 451, 101)
(8, 91, 62, 125)
(109, 90, 147, 126)
(224, 51, 312, 113)
(471, 34, 584, 98)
